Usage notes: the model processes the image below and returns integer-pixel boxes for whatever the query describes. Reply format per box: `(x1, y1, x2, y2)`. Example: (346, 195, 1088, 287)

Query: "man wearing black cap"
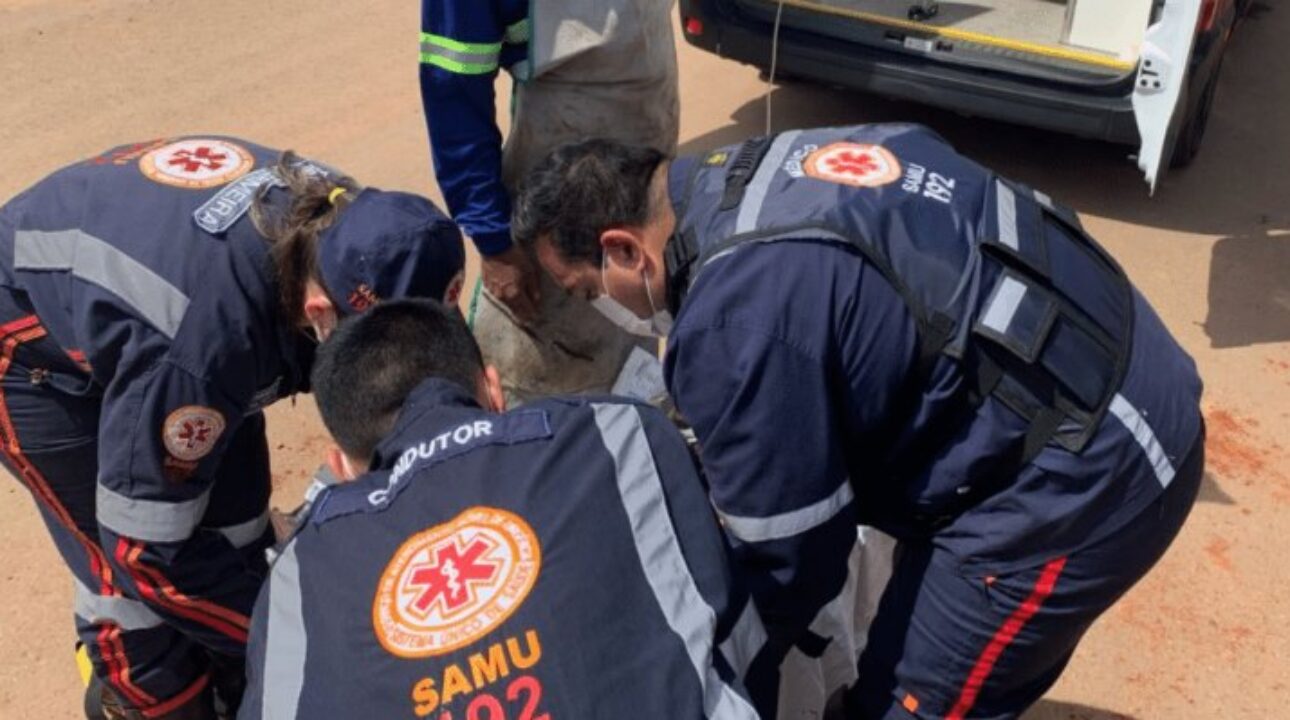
(0, 136, 464, 720)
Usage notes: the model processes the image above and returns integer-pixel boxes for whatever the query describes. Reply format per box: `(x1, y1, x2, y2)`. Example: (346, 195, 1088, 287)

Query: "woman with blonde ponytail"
(0, 136, 463, 720)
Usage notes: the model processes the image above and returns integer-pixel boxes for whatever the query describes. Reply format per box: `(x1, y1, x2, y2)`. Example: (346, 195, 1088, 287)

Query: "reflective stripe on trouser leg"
(591, 403, 759, 719)
(0, 315, 164, 709)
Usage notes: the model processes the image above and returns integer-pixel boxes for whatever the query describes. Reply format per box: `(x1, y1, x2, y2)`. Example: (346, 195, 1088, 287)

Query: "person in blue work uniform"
(0, 137, 465, 720)
(420, 0, 678, 402)
(515, 126, 1206, 719)
(239, 299, 760, 719)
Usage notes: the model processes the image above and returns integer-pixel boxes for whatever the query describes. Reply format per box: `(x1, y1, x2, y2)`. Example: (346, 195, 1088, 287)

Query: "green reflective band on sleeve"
(504, 19, 531, 45)
(419, 32, 501, 75)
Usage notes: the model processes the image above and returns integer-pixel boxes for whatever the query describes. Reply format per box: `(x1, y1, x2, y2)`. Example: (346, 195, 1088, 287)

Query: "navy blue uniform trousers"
(0, 292, 272, 712)
(848, 432, 1204, 720)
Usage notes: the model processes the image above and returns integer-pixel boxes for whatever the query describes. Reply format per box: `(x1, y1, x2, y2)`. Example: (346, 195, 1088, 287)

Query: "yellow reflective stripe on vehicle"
(504, 18, 531, 45)
(419, 32, 501, 74)
(773, 0, 1137, 73)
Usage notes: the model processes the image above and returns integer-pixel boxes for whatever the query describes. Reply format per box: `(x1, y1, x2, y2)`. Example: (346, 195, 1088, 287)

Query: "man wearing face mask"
(240, 299, 760, 719)
(515, 127, 1205, 720)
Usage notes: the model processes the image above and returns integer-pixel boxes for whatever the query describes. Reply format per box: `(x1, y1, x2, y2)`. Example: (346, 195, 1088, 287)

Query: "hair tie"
(328, 187, 347, 206)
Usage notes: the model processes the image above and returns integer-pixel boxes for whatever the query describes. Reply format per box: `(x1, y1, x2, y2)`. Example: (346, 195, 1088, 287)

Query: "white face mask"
(592, 255, 673, 338)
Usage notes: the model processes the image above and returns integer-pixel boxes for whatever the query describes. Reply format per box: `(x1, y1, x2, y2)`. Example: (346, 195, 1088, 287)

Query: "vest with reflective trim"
(668, 124, 1134, 485)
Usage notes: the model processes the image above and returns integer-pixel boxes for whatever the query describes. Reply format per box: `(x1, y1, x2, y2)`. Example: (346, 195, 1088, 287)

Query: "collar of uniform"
(369, 378, 482, 471)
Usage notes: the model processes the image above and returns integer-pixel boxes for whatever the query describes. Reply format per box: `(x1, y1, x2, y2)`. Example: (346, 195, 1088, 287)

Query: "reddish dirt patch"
(1205, 407, 1289, 503)
(1205, 536, 1235, 573)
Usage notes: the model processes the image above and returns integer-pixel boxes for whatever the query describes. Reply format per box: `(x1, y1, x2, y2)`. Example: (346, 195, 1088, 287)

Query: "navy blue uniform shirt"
(662, 126, 1203, 644)
(241, 380, 761, 719)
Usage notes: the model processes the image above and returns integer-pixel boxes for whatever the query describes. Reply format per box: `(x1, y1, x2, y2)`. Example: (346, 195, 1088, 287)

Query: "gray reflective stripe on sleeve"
(591, 404, 759, 720)
(418, 41, 501, 68)
(716, 479, 855, 544)
(1033, 189, 1053, 209)
(73, 577, 164, 631)
(996, 181, 1019, 251)
(1109, 394, 1177, 488)
(213, 511, 269, 549)
(96, 483, 211, 543)
(735, 130, 803, 235)
(718, 600, 767, 681)
(980, 275, 1028, 335)
(15, 230, 190, 339)
(262, 541, 307, 720)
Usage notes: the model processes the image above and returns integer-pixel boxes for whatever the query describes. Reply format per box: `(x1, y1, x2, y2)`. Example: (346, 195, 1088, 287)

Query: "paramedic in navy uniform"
(0, 137, 464, 719)
(518, 127, 1205, 719)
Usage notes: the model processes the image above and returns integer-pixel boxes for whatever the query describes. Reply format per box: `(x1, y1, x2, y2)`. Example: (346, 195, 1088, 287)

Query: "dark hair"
(310, 299, 485, 460)
(512, 138, 667, 265)
(250, 151, 362, 325)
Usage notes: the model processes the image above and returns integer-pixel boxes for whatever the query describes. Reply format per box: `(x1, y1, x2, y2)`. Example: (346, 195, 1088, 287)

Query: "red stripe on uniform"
(100, 623, 159, 709)
(117, 540, 250, 644)
(946, 557, 1068, 720)
(0, 317, 155, 709)
(142, 673, 209, 718)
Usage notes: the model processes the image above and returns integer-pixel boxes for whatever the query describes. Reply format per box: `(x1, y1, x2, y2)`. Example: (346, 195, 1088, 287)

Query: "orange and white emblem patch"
(162, 406, 226, 462)
(803, 142, 902, 188)
(374, 507, 540, 658)
(139, 139, 254, 189)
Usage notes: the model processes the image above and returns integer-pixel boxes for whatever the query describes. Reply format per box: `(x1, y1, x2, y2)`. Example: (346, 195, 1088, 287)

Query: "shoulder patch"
(803, 142, 902, 188)
(704, 150, 731, 167)
(373, 506, 541, 658)
(193, 168, 282, 234)
(139, 139, 254, 190)
(310, 410, 554, 525)
(163, 405, 226, 462)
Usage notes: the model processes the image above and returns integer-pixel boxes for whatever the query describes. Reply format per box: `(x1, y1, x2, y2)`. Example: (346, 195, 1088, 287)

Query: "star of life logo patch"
(803, 142, 902, 188)
(139, 139, 254, 189)
(162, 406, 226, 462)
(374, 507, 541, 658)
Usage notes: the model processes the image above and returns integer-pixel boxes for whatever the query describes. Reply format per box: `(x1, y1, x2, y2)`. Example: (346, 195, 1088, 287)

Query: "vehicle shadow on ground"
(680, 2, 1286, 239)
(1022, 699, 1140, 719)
(1204, 231, 1290, 348)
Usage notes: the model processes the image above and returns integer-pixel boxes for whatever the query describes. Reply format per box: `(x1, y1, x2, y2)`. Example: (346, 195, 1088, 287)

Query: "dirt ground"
(1, 1, 1287, 717)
